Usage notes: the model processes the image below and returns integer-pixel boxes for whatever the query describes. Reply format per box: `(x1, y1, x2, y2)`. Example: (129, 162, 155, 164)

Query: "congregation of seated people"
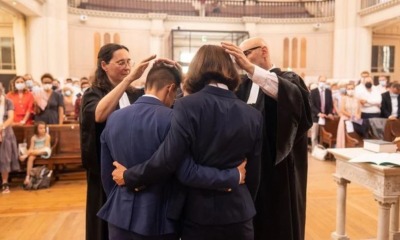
(308, 71, 400, 151)
(0, 74, 90, 193)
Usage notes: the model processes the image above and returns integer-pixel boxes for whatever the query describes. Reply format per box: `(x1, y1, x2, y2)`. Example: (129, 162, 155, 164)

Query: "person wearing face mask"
(34, 73, 64, 124)
(377, 75, 389, 94)
(63, 86, 75, 120)
(355, 76, 382, 120)
(23, 74, 35, 91)
(337, 83, 367, 142)
(6, 76, 35, 125)
(381, 81, 400, 119)
(310, 75, 334, 149)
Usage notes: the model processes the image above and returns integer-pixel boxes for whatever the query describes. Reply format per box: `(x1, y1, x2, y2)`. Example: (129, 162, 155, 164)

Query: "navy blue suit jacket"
(123, 86, 263, 225)
(98, 96, 239, 236)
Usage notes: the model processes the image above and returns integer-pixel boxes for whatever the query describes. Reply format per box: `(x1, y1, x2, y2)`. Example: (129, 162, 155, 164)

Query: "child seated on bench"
(20, 121, 51, 185)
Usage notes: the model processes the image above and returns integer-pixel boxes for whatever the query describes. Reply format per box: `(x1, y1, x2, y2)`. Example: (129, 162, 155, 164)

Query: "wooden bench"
(319, 117, 340, 149)
(12, 124, 82, 179)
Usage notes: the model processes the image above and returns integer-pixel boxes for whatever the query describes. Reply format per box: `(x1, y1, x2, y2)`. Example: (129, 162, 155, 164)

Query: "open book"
(349, 153, 400, 166)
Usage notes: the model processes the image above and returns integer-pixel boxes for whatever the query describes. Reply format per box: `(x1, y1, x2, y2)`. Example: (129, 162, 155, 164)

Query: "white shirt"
(354, 85, 382, 114)
(246, 65, 279, 104)
(390, 94, 399, 117)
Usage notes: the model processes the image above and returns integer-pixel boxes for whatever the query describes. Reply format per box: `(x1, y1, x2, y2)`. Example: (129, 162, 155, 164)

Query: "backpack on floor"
(24, 166, 53, 190)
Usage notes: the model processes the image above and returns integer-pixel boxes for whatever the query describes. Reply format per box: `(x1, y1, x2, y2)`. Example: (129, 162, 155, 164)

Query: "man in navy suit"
(112, 46, 263, 239)
(381, 81, 400, 119)
(310, 75, 334, 149)
(99, 62, 244, 240)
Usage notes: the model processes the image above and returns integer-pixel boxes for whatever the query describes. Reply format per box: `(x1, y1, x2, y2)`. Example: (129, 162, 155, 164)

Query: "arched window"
(104, 33, 111, 44)
(113, 33, 120, 44)
(300, 38, 307, 68)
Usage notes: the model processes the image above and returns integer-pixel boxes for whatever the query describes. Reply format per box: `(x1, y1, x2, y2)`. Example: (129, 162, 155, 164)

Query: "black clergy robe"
(80, 86, 144, 240)
(236, 69, 312, 240)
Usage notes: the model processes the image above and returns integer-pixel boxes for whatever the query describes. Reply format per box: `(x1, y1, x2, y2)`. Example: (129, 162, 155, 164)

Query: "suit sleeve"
(245, 116, 263, 200)
(100, 126, 114, 196)
(123, 100, 192, 188)
(176, 155, 239, 189)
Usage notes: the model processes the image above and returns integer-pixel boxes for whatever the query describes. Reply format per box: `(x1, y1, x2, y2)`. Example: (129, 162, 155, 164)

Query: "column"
(242, 17, 261, 37)
(390, 197, 400, 240)
(332, 0, 359, 78)
(331, 174, 350, 240)
(25, 0, 69, 81)
(12, 15, 27, 75)
(375, 195, 398, 240)
(149, 13, 167, 57)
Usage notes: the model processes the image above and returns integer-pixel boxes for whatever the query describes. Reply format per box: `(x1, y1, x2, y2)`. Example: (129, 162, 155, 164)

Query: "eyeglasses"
(111, 59, 134, 67)
(243, 46, 262, 56)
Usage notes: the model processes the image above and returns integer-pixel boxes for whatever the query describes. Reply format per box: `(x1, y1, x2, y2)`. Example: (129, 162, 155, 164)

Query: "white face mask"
(380, 81, 387, 87)
(42, 84, 53, 90)
(347, 90, 354, 96)
(81, 87, 89, 93)
(25, 80, 33, 88)
(64, 90, 72, 96)
(15, 83, 26, 91)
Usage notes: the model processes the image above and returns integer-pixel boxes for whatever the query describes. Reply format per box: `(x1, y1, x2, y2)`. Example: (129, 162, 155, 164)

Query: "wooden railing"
(68, 0, 335, 19)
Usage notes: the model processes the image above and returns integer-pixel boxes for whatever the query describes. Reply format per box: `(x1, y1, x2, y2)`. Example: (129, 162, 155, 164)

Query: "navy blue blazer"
(124, 86, 263, 225)
(381, 91, 400, 118)
(98, 96, 239, 236)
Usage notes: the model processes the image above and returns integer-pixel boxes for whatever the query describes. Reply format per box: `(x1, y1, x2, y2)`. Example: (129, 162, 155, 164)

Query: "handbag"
(311, 144, 328, 161)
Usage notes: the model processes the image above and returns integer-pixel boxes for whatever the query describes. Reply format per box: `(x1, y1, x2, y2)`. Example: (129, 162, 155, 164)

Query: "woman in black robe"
(80, 43, 155, 240)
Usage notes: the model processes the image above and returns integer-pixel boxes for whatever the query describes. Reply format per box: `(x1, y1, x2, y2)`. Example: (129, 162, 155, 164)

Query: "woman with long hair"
(80, 43, 155, 240)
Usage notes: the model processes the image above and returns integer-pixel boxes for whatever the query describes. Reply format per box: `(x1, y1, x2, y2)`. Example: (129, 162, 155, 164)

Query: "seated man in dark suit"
(381, 81, 400, 119)
(98, 61, 244, 240)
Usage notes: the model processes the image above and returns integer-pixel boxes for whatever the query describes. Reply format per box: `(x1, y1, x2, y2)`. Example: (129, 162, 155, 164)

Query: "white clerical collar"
(143, 94, 160, 100)
(209, 83, 229, 90)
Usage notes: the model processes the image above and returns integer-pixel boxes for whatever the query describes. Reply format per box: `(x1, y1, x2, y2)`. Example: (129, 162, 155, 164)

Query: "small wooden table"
(329, 148, 400, 240)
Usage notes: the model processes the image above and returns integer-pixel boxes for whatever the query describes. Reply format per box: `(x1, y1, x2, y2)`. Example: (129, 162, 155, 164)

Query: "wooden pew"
(319, 117, 339, 148)
(12, 124, 82, 180)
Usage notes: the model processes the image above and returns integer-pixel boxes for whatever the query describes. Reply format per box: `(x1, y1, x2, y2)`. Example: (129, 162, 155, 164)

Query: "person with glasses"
(80, 43, 155, 240)
(222, 37, 312, 240)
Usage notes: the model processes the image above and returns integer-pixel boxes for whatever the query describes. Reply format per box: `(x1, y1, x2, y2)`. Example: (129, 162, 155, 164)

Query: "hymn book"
(363, 139, 398, 153)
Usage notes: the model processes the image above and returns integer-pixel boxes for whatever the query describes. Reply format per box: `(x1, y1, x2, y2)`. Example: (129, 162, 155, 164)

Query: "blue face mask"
(339, 88, 346, 94)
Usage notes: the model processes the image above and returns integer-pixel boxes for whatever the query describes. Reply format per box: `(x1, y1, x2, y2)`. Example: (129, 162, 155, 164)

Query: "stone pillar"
(242, 17, 260, 38)
(332, 0, 359, 79)
(331, 174, 350, 240)
(390, 197, 400, 240)
(25, 0, 69, 81)
(12, 15, 27, 75)
(374, 194, 398, 240)
(149, 13, 167, 57)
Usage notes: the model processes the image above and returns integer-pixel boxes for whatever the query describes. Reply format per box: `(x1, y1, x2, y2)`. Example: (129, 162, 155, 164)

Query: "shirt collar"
(208, 83, 229, 90)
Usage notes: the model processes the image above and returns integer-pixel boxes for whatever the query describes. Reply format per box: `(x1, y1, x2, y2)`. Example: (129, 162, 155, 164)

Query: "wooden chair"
(383, 119, 400, 150)
(319, 117, 340, 148)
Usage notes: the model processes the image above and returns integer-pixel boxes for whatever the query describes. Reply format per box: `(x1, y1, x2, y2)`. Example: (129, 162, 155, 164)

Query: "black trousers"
(86, 170, 108, 240)
(108, 223, 179, 240)
(181, 219, 253, 240)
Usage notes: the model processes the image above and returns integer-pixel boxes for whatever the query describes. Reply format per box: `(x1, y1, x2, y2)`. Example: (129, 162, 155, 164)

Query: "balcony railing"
(68, 0, 335, 19)
(361, 0, 394, 9)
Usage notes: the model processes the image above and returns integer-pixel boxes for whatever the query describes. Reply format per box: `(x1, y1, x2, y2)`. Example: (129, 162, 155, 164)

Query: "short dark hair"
(145, 63, 182, 91)
(34, 121, 47, 135)
(41, 73, 54, 82)
(391, 81, 400, 90)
